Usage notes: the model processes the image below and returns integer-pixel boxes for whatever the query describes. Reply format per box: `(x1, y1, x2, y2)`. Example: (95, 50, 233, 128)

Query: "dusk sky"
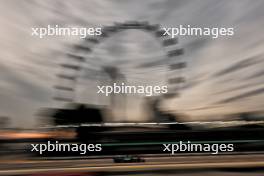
(0, 0, 264, 127)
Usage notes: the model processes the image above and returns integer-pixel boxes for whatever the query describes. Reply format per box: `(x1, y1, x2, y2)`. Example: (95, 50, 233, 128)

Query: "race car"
(113, 155, 145, 163)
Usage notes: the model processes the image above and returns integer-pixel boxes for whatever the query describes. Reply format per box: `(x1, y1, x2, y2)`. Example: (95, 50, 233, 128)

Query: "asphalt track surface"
(0, 153, 264, 175)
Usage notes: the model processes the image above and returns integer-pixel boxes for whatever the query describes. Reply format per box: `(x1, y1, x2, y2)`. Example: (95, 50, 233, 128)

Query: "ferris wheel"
(53, 21, 186, 121)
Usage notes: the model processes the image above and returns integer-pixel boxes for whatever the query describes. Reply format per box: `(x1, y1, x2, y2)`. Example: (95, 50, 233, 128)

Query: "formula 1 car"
(113, 155, 145, 163)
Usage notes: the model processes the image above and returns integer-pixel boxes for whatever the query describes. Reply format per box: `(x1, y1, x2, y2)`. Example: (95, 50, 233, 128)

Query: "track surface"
(0, 154, 264, 175)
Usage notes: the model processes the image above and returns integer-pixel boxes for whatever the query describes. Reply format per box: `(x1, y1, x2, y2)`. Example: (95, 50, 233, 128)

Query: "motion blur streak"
(0, 0, 264, 176)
